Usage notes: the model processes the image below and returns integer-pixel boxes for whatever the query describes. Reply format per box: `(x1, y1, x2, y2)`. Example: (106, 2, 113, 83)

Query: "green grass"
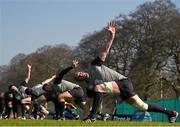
(0, 120, 179, 126)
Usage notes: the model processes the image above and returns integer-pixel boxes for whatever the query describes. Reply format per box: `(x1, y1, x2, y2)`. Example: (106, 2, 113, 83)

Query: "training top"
(31, 84, 46, 97)
(87, 57, 127, 90)
(16, 81, 29, 99)
(51, 80, 79, 93)
(51, 65, 79, 94)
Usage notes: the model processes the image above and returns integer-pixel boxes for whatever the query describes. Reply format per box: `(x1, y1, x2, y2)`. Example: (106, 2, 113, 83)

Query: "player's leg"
(21, 97, 31, 104)
(58, 87, 85, 120)
(82, 94, 93, 120)
(125, 95, 178, 123)
(57, 91, 72, 120)
(117, 79, 179, 123)
(84, 81, 119, 122)
(32, 94, 48, 119)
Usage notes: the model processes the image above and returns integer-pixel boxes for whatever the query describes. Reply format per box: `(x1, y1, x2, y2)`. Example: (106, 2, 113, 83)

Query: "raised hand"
(27, 64, 32, 70)
(107, 21, 116, 36)
(72, 59, 80, 68)
(99, 21, 117, 62)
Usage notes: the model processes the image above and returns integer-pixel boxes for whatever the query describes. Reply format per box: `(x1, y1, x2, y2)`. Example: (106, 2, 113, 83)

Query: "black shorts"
(43, 92, 57, 101)
(68, 87, 86, 104)
(86, 88, 95, 98)
(116, 79, 135, 100)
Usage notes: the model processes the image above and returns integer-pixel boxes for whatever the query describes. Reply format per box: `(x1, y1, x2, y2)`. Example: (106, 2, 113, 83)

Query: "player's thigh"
(21, 97, 31, 104)
(35, 94, 47, 104)
(95, 81, 120, 94)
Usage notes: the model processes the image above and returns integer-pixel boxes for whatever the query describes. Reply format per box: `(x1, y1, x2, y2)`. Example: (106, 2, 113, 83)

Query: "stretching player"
(9, 64, 32, 119)
(25, 75, 56, 119)
(74, 22, 179, 123)
(43, 60, 86, 120)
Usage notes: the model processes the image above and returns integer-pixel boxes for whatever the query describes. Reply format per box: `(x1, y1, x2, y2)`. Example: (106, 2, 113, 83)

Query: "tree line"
(0, 0, 179, 100)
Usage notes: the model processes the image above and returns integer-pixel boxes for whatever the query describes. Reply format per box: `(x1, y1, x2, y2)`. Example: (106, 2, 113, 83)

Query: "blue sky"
(0, 0, 180, 65)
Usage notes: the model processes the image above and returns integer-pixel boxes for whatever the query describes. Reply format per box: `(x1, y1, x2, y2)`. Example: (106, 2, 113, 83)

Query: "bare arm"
(99, 22, 116, 61)
(24, 64, 32, 83)
(42, 75, 56, 85)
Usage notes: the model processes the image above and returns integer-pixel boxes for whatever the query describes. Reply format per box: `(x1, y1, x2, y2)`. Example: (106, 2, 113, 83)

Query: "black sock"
(21, 105, 25, 117)
(90, 92, 103, 118)
(33, 103, 40, 119)
(48, 111, 55, 115)
(5, 107, 11, 118)
(54, 101, 60, 117)
(58, 102, 65, 117)
(147, 104, 173, 116)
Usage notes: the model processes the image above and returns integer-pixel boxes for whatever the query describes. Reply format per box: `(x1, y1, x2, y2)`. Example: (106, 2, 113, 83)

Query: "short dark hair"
(42, 84, 48, 91)
(42, 84, 53, 92)
(25, 88, 32, 95)
(8, 84, 16, 90)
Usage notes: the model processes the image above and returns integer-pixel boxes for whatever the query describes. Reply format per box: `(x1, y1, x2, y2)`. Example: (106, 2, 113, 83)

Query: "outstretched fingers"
(27, 63, 32, 69)
(72, 59, 80, 68)
(107, 21, 116, 35)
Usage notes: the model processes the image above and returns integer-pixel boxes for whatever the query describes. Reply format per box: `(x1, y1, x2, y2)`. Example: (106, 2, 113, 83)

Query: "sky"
(0, 0, 180, 66)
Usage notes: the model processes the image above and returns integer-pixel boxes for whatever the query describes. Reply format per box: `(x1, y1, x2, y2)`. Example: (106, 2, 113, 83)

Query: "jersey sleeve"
(53, 66, 73, 85)
(91, 56, 104, 66)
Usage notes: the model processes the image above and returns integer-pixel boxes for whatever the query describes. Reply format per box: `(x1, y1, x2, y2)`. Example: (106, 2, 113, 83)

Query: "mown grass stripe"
(0, 120, 179, 126)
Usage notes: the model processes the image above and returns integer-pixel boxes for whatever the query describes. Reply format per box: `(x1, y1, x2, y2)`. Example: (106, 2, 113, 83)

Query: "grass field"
(0, 120, 179, 126)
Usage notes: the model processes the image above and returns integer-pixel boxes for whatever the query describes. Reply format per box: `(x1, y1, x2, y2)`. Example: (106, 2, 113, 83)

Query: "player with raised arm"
(25, 75, 56, 119)
(74, 22, 179, 123)
(8, 64, 32, 119)
(40, 60, 86, 120)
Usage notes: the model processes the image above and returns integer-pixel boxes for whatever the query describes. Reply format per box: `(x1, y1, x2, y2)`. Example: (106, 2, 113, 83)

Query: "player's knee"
(132, 100, 148, 111)
(21, 99, 25, 104)
(139, 103, 148, 111)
